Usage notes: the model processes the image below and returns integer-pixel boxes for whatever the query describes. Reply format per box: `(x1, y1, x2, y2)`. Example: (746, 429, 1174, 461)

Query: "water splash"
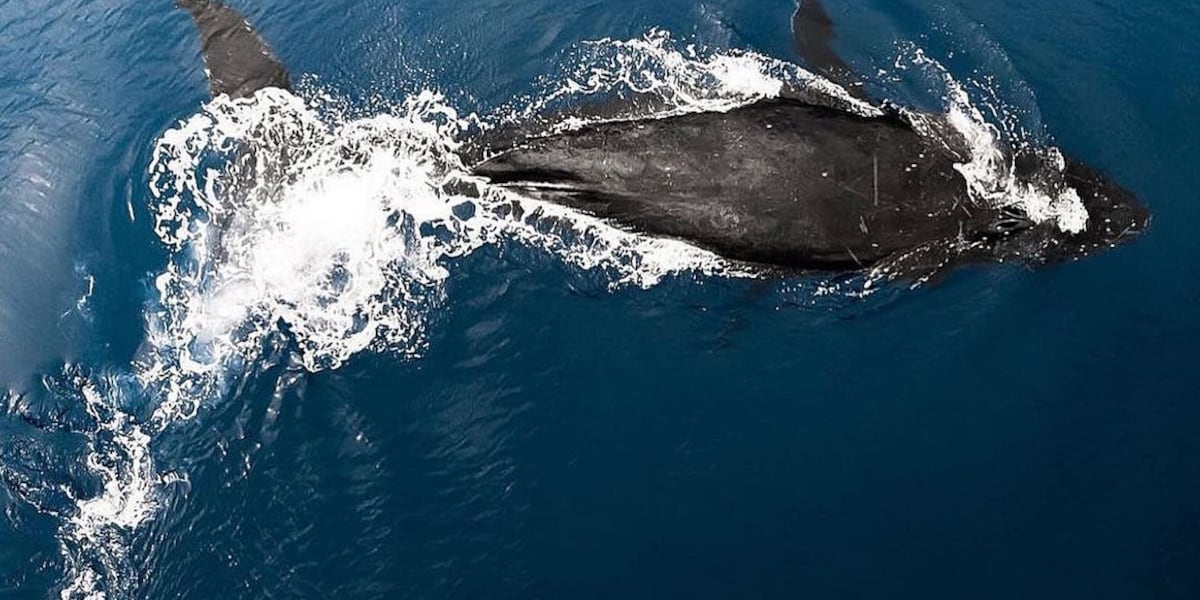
(486, 29, 878, 137)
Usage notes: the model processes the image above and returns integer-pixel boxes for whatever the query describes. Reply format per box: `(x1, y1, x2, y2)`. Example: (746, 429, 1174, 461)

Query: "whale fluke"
(178, 0, 290, 99)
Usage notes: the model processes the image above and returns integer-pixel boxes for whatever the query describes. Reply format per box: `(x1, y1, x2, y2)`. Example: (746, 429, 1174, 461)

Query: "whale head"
(1054, 159, 1151, 260)
(973, 158, 1150, 267)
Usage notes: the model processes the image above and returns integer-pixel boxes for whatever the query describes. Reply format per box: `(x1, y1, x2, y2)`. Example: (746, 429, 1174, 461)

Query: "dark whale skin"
(474, 99, 983, 270)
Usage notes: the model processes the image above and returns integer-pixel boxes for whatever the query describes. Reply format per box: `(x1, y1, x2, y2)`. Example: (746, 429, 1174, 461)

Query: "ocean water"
(1, 0, 1198, 598)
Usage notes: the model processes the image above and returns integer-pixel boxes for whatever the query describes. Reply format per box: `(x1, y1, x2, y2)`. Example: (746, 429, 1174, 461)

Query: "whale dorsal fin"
(178, 0, 290, 99)
(792, 0, 869, 101)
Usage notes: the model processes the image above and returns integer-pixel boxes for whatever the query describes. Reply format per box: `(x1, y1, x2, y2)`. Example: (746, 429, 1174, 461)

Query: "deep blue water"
(2, 0, 1199, 598)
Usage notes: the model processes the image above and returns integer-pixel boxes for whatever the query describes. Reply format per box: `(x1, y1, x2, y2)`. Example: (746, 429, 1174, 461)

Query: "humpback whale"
(178, 0, 1149, 280)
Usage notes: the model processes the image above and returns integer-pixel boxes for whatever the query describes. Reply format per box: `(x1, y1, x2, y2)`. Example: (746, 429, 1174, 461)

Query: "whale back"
(178, 0, 290, 99)
(474, 99, 986, 269)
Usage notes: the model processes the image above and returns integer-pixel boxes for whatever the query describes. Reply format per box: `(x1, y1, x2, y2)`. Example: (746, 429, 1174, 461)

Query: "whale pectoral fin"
(178, 0, 291, 99)
(792, 0, 870, 101)
(866, 235, 982, 288)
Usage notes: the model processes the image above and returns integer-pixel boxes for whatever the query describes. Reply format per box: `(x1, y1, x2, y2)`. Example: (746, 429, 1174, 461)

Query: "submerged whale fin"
(178, 0, 290, 99)
(792, 0, 869, 101)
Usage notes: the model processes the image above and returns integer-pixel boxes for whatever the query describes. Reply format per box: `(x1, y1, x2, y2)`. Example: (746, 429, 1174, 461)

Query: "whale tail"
(178, 0, 291, 99)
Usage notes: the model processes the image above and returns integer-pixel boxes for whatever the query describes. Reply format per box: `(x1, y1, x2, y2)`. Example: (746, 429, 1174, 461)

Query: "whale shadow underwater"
(176, 0, 1149, 283)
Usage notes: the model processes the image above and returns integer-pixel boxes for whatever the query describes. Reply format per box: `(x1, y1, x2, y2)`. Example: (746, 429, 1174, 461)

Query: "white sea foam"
(56, 373, 154, 600)
(494, 29, 879, 135)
